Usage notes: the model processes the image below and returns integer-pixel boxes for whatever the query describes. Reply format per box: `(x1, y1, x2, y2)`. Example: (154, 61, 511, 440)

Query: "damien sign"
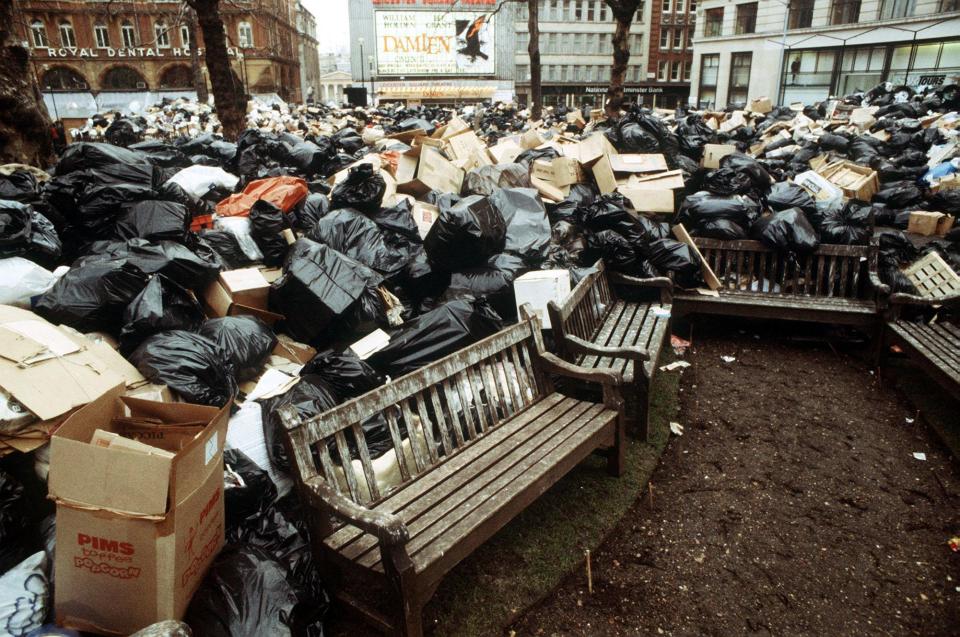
(374, 11, 495, 76)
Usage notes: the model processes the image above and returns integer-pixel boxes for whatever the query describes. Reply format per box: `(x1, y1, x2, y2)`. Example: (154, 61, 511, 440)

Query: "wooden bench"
(547, 260, 672, 440)
(279, 311, 626, 637)
(672, 238, 889, 327)
(882, 290, 960, 396)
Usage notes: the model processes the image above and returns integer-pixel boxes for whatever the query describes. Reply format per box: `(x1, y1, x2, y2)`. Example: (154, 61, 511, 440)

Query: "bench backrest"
(547, 260, 616, 359)
(280, 317, 550, 506)
(694, 238, 876, 299)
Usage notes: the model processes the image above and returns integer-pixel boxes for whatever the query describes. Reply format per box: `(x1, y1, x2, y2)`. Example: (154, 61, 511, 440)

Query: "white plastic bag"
(166, 165, 239, 198)
(214, 216, 264, 261)
(0, 551, 49, 636)
(0, 258, 57, 309)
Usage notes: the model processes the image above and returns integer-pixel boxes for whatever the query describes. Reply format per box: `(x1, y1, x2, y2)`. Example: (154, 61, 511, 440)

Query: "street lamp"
(368, 54, 375, 105)
(773, 0, 791, 106)
(358, 36, 366, 103)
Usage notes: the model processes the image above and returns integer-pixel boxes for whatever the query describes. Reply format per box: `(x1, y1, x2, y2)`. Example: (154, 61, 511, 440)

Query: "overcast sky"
(302, 0, 350, 54)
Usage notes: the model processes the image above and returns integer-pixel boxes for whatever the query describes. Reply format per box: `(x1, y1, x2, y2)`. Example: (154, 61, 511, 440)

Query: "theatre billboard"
(374, 11, 495, 76)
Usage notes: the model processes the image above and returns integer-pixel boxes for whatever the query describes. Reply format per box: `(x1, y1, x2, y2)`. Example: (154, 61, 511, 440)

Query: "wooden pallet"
(904, 252, 960, 300)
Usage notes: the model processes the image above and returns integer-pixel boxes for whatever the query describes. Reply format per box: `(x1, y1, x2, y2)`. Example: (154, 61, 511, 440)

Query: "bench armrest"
(890, 292, 960, 308)
(538, 351, 623, 385)
(564, 334, 650, 362)
(304, 476, 410, 546)
(867, 272, 891, 298)
(608, 273, 674, 290)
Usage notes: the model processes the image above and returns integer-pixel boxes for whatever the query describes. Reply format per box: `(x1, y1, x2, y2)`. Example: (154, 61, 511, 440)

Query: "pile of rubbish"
(1, 79, 959, 635)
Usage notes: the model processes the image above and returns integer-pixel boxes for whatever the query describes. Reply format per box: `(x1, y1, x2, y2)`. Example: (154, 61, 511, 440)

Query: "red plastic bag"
(215, 176, 309, 218)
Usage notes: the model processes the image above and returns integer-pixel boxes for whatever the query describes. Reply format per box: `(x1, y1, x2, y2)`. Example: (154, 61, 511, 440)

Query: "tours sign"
(374, 11, 495, 76)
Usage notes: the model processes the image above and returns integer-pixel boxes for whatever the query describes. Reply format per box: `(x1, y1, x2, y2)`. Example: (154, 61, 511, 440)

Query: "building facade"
(646, 0, 696, 107)
(15, 0, 313, 118)
(689, 0, 960, 109)
(516, 1, 650, 111)
(296, 1, 321, 101)
(348, 0, 516, 105)
(318, 70, 352, 105)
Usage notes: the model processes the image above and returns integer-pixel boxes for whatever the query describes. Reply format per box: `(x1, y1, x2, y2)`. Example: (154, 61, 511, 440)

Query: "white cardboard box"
(513, 270, 572, 329)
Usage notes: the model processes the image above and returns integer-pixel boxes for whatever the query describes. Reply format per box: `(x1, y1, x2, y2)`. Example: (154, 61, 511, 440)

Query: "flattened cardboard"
(591, 153, 618, 194)
(618, 186, 675, 213)
(672, 223, 721, 290)
(530, 175, 567, 202)
(609, 154, 668, 174)
(489, 140, 523, 164)
(627, 169, 685, 190)
(563, 134, 616, 166)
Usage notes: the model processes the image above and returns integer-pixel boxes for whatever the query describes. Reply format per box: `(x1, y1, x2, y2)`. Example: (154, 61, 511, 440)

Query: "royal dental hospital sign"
(37, 46, 242, 59)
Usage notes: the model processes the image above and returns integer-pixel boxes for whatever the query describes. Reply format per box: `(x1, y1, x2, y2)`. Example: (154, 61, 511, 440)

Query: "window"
(58, 20, 76, 48)
(30, 20, 47, 47)
(180, 25, 191, 48)
(698, 53, 720, 107)
(662, 0, 672, 13)
(705, 8, 723, 36)
(155, 21, 170, 47)
(658, 60, 668, 80)
(94, 23, 109, 48)
(690, 0, 696, 11)
(789, 0, 814, 28)
(42, 66, 87, 91)
(575, 2, 583, 19)
(660, 28, 670, 49)
(940, 0, 959, 9)
(671, 61, 681, 80)
(587, 3, 595, 20)
(121, 21, 136, 48)
(102, 66, 148, 90)
(560, 65, 568, 81)
(238, 21, 253, 48)
(159, 65, 192, 89)
(676, 0, 685, 12)
(735, 3, 757, 34)
(728, 52, 752, 106)
(684, 60, 692, 81)
(672, 28, 682, 49)
(686, 27, 694, 49)
(831, 0, 861, 24)
(879, 0, 914, 18)
(600, 3, 608, 19)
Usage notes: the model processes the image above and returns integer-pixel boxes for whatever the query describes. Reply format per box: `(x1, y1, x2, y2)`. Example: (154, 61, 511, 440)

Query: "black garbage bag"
(718, 153, 772, 195)
(423, 190, 462, 209)
(818, 200, 872, 245)
(645, 238, 703, 288)
(119, 275, 205, 355)
(878, 230, 919, 265)
(691, 218, 747, 240)
(613, 121, 659, 153)
(0, 199, 32, 253)
(488, 187, 550, 264)
(582, 229, 657, 277)
(199, 230, 257, 270)
(35, 259, 149, 332)
(403, 251, 450, 300)
(702, 167, 754, 196)
(113, 200, 190, 243)
(270, 238, 385, 345)
(397, 117, 435, 136)
(156, 180, 215, 220)
(873, 181, 923, 208)
(576, 193, 666, 248)
(928, 189, 960, 216)
(184, 545, 326, 637)
(675, 190, 761, 230)
(751, 208, 820, 253)
(329, 164, 386, 216)
(847, 135, 883, 162)
(676, 114, 714, 161)
(879, 261, 917, 294)
(424, 195, 507, 270)
(307, 208, 410, 278)
(547, 183, 597, 225)
(24, 209, 61, 265)
(259, 374, 339, 472)
(75, 183, 158, 238)
(293, 193, 330, 231)
(462, 164, 531, 197)
(443, 253, 527, 320)
(130, 330, 237, 407)
(200, 316, 278, 381)
(300, 349, 385, 401)
(76, 239, 220, 290)
(818, 133, 850, 152)
(368, 298, 503, 377)
(544, 220, 587, 268)
(224, 448, 278, 533)
(250, 200, 291, 267)
(0, 471, 33, 576)
(288, 139, 335, 175)
(512, 146, 560, 168)
(55, 142, 150, 175)
(331, 128, 364, 154)
(766, 181, 817, 219)
(105, 118, 143, 147)
(128, 140, 191, 168)
(0, 171, 38, 203)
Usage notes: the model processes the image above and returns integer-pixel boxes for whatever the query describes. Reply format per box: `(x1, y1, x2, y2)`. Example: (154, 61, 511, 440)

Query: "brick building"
(646, 0, 695, 107)
(14, 0, 310, 110)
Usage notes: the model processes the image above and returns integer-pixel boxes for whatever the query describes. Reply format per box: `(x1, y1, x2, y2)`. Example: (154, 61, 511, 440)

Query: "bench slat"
(334, 430, 362, 503)
(414, 395, 441, 463)
(351, 421, 380, 502)
(900, 322, 960, 370)
(441, 377, 467, 449)
(402, 399, 434, 467)
(384, 408, 412, 482)
(429, 385, 453, 457)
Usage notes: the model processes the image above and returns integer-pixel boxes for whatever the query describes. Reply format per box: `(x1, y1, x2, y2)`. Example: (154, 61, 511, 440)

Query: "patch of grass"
(423, 351, 681, 637)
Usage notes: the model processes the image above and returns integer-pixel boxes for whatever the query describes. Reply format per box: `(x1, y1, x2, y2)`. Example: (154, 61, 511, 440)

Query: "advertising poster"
(375, 11, 495, 76)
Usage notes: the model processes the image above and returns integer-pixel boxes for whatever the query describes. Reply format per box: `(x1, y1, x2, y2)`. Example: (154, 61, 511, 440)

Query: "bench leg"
(382, 544, 423, 637)
(603, 385, 625, 477)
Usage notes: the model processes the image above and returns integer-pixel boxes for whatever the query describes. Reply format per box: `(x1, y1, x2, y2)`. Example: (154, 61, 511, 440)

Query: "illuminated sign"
(374, 11, 494, 76)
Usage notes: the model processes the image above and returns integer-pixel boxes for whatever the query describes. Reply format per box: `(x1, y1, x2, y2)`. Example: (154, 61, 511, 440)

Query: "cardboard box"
(520, 128, 545, 150)
(748, 97, 773, 114)
(907, 211, 945, 236)
(50, 386, 229, 635)
(488, 140, 523, 164)
(202, 279, 283, 325)
(532, 156, 585, 188)
(591, 153, 618, 194)
(218, 268, 269, 309)
(618, 186, 675, 214)
(609, 153, 669, 174)
(411, 202, 440, 239)
(701, 144, 737, 169)
(561, 133, 616, 166)
(530, 175, 567, 202)
(816, 160, 879, 201)
(938, 214, 955, 235)
(794, 170, 844, 209)
(513, 270, 572, 329)
(397, 146, 464, 198)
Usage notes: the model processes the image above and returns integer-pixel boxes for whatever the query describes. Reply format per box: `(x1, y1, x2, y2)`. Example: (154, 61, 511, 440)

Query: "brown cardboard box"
(520, 128, 545, 150)
(530, 175, 567, 202)
(617, 186, 675, 213)
(907, 211, 945, 236)
(937, 214, 955, 235)
(701, 144, 737, 169)
(748, 97, 773, 114)
(218, 268, 269, 309)
(561, 133, 616, 166)
(590, 153, 618, 194)
(531, 156, 585, 188)
(201, 279, 283, 325)
(816, 160, 879, 201)
(609, 154, 669, 174)
(50, 386, 229, 635)
(396, 147, 465, 199)
(488, 139, 523, 164)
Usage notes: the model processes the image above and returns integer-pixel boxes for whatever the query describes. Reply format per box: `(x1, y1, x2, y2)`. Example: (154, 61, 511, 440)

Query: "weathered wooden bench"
(672, 237, 889, 327)
(547, 260, 672, 440)
(280, 311, 626, 637)
(882, 290, 960, 396)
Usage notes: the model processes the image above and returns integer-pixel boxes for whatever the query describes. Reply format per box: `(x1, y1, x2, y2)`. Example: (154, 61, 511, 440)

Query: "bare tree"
(0, 0, 55, 166)
(184, 0, 246, 139)
(603, 0, 642, 117)
(527, 0, 542, 120)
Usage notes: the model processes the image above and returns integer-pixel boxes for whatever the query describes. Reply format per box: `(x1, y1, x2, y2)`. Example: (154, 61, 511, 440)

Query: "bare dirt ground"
(511, 324, 960, 636)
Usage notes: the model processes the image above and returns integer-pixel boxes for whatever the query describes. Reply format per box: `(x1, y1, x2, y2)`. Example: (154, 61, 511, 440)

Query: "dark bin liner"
(611, 121, 659, 153)
(878, 230, 919, 265)
(119, 275, 205, 355)
(200, 316, 278, 382)
(300, 348, 386, 401)
(702, 167, 754, 196)
(424, 195, 507, 270)
(368, 298, 503, 377)
(817, 133, 850, 152)
(928, 189, 960, 216)
(582, 229, 658, 278)
(645, 238, 703, 288)
(259, 374, 338, 471)
(751, 208, 820, 253)
(488, 187, 550, 264)
(35, 259, 149, 332)
(114, 200, 190, 243)
(879, 263, 918, 294)
(547, 183, 597, 225)
(250, 200, 291, 267)
(0, 171, 38, 203)
(157, 180, 215, 220)
(873, 181, 923, 208)
(288, 139, 336, 175)
(818, 200, 872, 245)
(443, 253, 527, 320)
(544, 220, 587, 269)
(76, 183, 158, 237)
(128, 140, 191, 168)
(397, 117, 436, 136)
(331, 128, 364, 154)
(847, 136, 883, 162)
(423, 190, 462, 209)
(293, 193, 330, 231)
(0, 200, 60, 265)
(691, 218, 747, 240)
(55, 142, 151, 175)
(576, 193, 666, 248)
(270, 238, 385, 345)
(129, 330, 237, 407)
(718, 153, 772, 196)
(329, 164, 386, 216)
(0, 471, 33, 576)
(199, 229, 257, 270)
(462, 164, 531, 196)
(184, 545, 326, 637)
(307, 208, 410, 277)
(513, 146, 560, 168)
(676, 114, 714, 160)
(403, 251, 450, 299)
(766, 181, 817, 219)
(676, 190, 761, 230)
(76, 238, 220, 290)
